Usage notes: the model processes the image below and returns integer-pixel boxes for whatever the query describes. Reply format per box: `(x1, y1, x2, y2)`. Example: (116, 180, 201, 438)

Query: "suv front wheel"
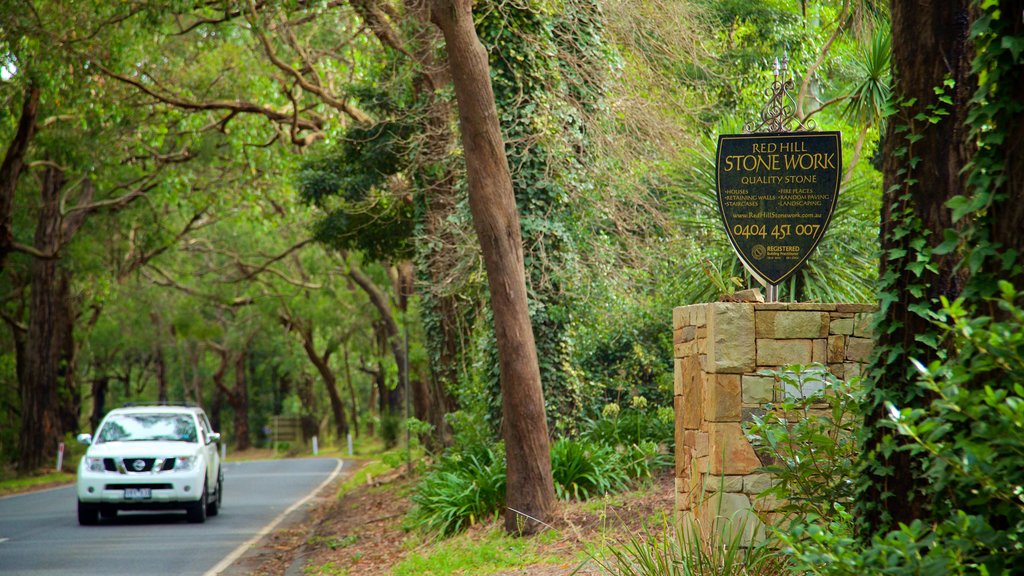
(186, 483, 208, 524)
(78, 500, 99, 526)
(206, 477, 222, 517)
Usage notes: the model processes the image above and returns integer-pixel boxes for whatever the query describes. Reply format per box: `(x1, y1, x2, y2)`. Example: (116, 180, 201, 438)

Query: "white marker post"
(312, 435, 319, 456)
(56, 442, 65, 472)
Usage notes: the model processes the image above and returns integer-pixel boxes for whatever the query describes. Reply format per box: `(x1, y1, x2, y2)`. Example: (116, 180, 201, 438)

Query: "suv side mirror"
(77, 433, 92, 446)
(207, 432, 221, 445)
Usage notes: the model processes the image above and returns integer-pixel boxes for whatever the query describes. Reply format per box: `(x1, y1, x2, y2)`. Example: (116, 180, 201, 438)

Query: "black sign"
(716, 131, 841, 286)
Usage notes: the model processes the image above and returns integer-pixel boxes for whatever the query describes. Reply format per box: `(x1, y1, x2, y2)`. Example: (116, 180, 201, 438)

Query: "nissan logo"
(131, 459, 146, 472)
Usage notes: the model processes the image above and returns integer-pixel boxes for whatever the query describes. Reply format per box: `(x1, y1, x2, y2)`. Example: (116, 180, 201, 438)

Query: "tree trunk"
(430, 0, 555, 534)
(289, 320, 349, 440)
(232, 352, 250, 451)
(152, 313, 168, 402)
(0, 85, 39, 274)
(343, 345, 359, 438)
(348, 259, 409, 419)
(858, 0, 975, 532)
(407, 0, 462, 451)
(989, 0, 1024, 289)
(90, 376, 109, 433)
(17, 167, 68, 471)
(295, 374, 320, 442)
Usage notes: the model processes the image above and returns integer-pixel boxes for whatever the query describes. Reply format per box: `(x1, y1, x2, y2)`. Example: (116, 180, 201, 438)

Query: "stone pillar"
(673, 302, 875, 545)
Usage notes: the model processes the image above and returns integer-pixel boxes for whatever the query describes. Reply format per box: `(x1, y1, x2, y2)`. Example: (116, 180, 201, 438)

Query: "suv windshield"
(96, 414, 198, 443)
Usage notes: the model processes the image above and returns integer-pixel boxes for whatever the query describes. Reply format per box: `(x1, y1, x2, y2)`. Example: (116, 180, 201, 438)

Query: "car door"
(198, 414, 220, 488)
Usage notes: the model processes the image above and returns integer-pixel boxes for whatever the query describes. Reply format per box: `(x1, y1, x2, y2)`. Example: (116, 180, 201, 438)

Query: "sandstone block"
(704, 475, 744, 493)
(692, 304, 707, 327)
(854, 313, 875, 337)
(791, 302, 836, 311)
(708, 422, 761, 475)
(674, 340, 696, 358)
(756, 338, 813, 366)
(836, 303, 876, 313)
(743, 473, 774, 495)
(673, 306, 691, 330)
(707, 303, 756, 373)
(829, 318, 854, 335)
(694, 431, 709, 458)
(827, 335, 845, 363)
(705, 374, 741, 422)
(702, 492, 765, 547)
(679, 355, 703, 429)
(758, 310, 827, 338)
(846, 337, 874, 363)
(742, 375, 774, 404)
(843, 362, 863, 379)
(812, 338, 827, 363)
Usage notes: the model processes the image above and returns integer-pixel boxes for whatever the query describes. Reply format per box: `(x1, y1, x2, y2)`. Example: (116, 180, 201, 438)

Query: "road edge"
(202, 458, 345, 576)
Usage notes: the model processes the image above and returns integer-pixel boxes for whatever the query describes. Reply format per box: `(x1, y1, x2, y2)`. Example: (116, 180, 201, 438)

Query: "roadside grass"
(0, 470, 76, 497)
(391, 526, 563, 576)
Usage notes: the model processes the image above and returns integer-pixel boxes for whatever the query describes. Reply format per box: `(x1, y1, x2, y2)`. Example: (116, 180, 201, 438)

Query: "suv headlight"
(175, 455, 199, 471)
(84, 457, 105, 473)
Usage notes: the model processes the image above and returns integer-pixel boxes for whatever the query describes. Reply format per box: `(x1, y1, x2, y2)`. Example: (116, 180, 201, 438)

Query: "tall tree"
(429, 0, 555, 535)
(856, 0, 1024, 533)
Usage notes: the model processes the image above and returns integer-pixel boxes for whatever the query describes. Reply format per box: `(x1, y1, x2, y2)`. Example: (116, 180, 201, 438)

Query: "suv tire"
(186, 484, 208, 524)
(206, 477, 222, 517)
(78, 500, 99, 526)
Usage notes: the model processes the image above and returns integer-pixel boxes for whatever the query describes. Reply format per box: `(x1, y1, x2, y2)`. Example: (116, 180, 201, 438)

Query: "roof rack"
(122, 401, 197, 408)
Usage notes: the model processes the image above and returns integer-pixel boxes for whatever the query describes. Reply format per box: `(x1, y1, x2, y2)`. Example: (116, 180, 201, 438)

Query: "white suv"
(76, 404, 223, 525)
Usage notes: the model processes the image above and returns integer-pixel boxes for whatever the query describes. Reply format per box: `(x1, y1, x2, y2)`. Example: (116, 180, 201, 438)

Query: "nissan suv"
(76, 404, 223, 525)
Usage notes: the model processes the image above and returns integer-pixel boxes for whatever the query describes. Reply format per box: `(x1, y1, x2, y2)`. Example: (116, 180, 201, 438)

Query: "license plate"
(124, 488, 152, 500)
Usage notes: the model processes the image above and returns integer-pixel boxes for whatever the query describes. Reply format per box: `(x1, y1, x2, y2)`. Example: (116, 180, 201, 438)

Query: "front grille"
(105, 483, 173, 490)
(103, 458, 176, 473)
(123, 458, 156, 472)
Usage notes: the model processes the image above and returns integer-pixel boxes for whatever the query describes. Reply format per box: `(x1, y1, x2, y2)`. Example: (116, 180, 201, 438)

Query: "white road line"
(202, 459, 344, 576)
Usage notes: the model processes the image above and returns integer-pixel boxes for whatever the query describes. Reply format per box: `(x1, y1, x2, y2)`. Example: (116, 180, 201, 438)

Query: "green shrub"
(407, 443, 506, 537)
(591, 514, 785, 575)
(745, 366, 862, 527)
(550, 438, 629, 501)
(584, 406, 674, 448)
(381, 415, 402, 449)
(762, 283, 1024, 575)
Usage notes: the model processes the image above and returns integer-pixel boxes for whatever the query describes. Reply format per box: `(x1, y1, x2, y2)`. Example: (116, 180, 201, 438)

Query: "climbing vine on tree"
(855, 0, 1024, 538)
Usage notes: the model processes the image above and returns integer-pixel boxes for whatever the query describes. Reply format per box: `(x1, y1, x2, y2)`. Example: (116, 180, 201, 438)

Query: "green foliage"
(583, 406, 674, 450)
(745, 366, 861, 526)
(842, 29, 891, 126)
(550, 438, 629, 501)
(297, 121, 415, 261)
(761, 288, 1024, 575)
(380, 415, 402, 450)
(591, 515, 784, 576)
(886, 283, 1024, 571)
(407, 443, 507, 537)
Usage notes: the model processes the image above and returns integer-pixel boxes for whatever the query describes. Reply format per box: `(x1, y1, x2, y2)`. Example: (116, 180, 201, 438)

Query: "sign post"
(715, 56, 841, 301)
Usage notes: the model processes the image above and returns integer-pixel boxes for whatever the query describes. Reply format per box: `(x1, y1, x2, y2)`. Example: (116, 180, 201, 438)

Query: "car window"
(96, 414, 198, 443)
(197, 415, 211, 443)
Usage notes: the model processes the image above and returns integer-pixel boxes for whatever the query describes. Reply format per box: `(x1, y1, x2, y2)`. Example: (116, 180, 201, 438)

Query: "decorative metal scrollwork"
(743, 55, 816, 134)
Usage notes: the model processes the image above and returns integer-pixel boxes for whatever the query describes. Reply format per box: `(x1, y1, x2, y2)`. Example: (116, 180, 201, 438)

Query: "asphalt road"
(0, 458, 343, 576)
